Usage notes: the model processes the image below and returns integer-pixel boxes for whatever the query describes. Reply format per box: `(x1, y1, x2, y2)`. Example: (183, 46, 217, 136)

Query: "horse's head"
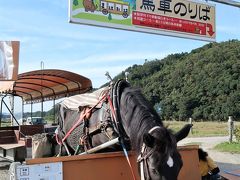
(138, 124, 192, 180)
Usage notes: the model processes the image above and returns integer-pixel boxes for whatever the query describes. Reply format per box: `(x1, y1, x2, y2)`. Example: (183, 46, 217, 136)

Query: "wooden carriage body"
(22, 145, 200, 180)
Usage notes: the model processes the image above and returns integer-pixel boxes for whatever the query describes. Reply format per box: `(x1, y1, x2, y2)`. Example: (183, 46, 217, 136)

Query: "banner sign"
(0, 41, 19, 81)
(69, 0, 215, 41)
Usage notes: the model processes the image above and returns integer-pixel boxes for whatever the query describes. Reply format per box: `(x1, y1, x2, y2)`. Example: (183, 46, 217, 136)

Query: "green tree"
(73, 0, 78, 6)
(110, 40, 240, 121)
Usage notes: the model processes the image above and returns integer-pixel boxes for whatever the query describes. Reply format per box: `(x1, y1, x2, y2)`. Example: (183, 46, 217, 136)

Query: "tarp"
(61, 86, 109, 110)
(0, 69, 93, 104)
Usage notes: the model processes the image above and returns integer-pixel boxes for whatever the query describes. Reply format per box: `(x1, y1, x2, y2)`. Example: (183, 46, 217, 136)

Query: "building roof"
(0, 69, 92, 104)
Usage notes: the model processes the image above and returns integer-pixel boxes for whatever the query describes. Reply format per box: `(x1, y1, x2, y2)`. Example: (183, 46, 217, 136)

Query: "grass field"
(0, 122, 11, 127)
(164, 120, 240, 137)
(214, 142, 240, 153)
(2, 120, 240, 152)
(165, 120, 240, 153)
(2, 120, 240, 137)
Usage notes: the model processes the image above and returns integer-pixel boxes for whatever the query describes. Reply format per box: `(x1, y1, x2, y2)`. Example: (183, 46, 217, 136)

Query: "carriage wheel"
(122, 12, 128, 18)
(102, 9, 108, 15)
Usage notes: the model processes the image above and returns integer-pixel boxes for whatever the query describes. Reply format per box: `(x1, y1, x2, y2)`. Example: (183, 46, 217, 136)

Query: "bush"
(234, 125, 240, 142)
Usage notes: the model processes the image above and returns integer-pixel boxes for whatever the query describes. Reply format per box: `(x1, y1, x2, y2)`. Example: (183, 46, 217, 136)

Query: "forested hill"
(112, 40, 240, 121)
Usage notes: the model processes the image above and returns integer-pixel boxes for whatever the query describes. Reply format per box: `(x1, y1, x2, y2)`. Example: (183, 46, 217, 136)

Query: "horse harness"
(79, 101, 117, 151)
(56, 80, 130, 154)
(55, 80, 137, 179)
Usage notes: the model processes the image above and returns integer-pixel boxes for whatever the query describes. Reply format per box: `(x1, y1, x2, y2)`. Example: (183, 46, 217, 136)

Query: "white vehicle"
(26, 117, 46, 125)
(13, 118, 26, 126)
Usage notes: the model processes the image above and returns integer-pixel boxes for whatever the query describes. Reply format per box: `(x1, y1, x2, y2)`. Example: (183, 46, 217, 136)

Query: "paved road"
(178, 136, 240, 172)
(0, 157, 10, 180)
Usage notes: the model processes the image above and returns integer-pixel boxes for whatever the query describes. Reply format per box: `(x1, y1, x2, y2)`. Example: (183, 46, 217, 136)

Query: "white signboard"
(11, 162, 63, 180)
(69, 0, 215, 41)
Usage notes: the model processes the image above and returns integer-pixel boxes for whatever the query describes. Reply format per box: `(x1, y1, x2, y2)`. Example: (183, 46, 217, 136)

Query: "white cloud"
(29, 51, 169, 87)
(70, 65, 130, 87)
(18, 50, 169, 88)
(82, 52, 167, 63)
(50, 51, 170, 67)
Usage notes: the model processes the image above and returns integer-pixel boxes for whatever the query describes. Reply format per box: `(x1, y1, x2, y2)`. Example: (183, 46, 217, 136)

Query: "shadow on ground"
(217, 162, 240, 180)
(217, 162, 240, 172)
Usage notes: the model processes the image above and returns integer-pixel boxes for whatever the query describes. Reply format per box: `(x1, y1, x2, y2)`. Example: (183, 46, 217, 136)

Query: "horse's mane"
(120, 87, 165, 151)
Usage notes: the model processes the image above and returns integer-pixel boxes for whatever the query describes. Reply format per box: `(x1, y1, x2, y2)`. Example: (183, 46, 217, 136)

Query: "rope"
(120, 139, 137, 180)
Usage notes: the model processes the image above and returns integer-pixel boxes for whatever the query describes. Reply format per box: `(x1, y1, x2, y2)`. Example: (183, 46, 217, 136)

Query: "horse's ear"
(143, 133, 155, 148)
(174, 124, 193, 142)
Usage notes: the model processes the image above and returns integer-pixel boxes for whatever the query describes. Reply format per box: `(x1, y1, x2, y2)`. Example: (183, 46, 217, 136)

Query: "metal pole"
(22, 98, 24, 120)
(0, 96, 3, 127)
(31, 102, 33, 120)
(53, 98, 56, 124)
(41, 100, 43, 119)
(10, 95, 14, 126)
(80, 138, 119, 155)
(209, 0, 240, 8)
(40, 61, 44, 119)
(2, 100, 20, 126)
(0, 94, 8, 127)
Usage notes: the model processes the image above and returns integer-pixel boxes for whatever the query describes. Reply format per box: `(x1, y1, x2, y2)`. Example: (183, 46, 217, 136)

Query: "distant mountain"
(111, 40, 240, 121)
(0, 113, 11, 119)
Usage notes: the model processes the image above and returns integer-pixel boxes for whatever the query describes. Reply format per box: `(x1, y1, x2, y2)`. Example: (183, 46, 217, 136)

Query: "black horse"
(54, 80, 192, 180)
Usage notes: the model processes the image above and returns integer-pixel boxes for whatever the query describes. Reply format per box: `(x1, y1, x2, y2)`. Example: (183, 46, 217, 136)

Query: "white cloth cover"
(61, 86, 109, 110)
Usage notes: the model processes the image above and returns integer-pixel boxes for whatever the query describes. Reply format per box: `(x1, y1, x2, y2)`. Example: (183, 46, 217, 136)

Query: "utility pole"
(40, 61, 44, 118)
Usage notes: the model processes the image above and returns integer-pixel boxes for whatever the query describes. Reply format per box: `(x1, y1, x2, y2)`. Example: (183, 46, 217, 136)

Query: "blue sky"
(1, 0, 239, 87)
(0, 0, 239, 113)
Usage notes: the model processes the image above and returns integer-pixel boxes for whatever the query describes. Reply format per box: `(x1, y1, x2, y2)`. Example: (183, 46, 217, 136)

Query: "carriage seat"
(61, 86, 109, 111)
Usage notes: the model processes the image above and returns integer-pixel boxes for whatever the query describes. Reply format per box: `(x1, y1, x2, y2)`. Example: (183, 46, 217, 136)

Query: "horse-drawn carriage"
(28, 78, 200, 179)
(2, 70, 200, 179)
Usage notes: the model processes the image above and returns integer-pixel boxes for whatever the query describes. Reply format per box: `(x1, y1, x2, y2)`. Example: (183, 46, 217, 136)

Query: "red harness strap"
(106, 95, 117, 124)
(56, 92, 108, 145)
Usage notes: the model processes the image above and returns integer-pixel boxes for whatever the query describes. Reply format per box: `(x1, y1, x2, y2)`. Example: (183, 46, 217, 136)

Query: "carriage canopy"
(0, 69, 92, 104)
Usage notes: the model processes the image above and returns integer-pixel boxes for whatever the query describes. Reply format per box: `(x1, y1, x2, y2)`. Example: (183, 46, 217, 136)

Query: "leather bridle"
(137, 143, 154, 180)
(137, 126, 161, 180)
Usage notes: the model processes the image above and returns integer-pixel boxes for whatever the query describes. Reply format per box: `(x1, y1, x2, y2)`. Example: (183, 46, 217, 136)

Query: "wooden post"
(189, 117, 193, 134)
(228, 116, 234, 143)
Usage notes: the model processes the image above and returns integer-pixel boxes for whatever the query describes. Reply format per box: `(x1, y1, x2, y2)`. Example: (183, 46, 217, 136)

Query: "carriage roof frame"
(0, 69, 92, 125)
